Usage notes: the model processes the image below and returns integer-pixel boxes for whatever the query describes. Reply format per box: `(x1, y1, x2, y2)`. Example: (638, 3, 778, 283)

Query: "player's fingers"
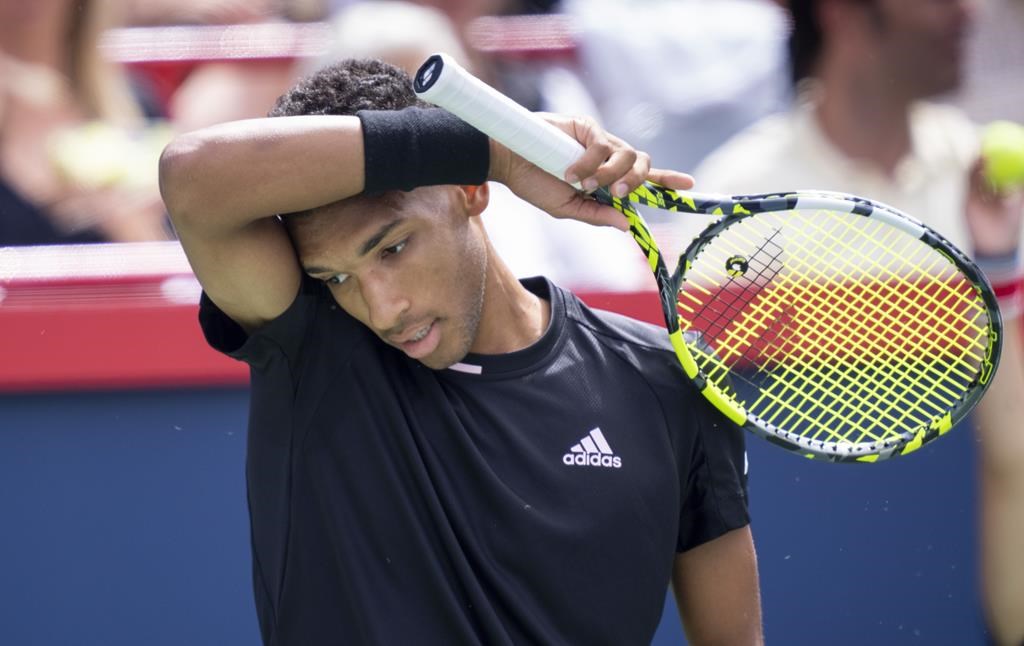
(557, 194, 629, 231)
(581, 130, 646, 193)
(649, 168, 695, 191)
(552, 115, 622, 187)
(601, 148, 651, 198)
(564, 118, 615, 189)
(585, 147, 639, 196)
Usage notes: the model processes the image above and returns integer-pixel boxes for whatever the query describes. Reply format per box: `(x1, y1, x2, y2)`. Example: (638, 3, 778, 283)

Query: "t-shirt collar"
(441, 276, 565, 378)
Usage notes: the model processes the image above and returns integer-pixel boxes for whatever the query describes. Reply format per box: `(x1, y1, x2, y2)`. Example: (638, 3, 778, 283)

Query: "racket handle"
(413, 53, 585, 187)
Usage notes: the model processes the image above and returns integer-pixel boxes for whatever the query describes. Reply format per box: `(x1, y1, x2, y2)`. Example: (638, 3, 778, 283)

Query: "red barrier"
(0, 243, 659, 393)
(0, 243, 245, 392)
(102, 19, 578, 108)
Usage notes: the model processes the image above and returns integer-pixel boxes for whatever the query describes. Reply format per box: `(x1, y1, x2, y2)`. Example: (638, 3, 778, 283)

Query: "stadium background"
(1, 2, 1018, 644)
(0, 242, 984, 645)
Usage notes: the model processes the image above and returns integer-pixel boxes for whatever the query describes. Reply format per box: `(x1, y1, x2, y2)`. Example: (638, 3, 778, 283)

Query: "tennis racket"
(413, 53, 1003, 463)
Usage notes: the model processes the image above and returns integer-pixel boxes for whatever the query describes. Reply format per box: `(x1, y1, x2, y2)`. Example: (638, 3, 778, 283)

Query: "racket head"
(660, 190, 1002, 463)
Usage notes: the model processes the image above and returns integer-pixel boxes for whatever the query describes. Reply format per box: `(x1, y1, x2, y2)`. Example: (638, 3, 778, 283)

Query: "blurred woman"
(0, 0, 170, 245)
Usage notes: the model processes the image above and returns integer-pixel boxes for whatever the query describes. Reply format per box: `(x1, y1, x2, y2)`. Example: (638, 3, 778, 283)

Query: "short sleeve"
(676, 396, 750, 552)
(197, 276, 351, 368)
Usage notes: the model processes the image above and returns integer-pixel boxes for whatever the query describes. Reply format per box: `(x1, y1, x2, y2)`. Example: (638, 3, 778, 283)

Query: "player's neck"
(814, 65, 914, 177)
(469, 244, 551, 356)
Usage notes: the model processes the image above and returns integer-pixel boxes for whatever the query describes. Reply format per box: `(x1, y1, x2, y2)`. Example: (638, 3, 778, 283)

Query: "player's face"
(290, 187, 489, 370)
(868, 0, 975, 97)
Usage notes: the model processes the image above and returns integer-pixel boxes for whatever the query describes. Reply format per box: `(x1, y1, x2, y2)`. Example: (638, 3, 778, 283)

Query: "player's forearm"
(976, 319, 1024, 645)
(673, 527, 764, 645)
(981, 471, 1024, 646)
(975, 320, 1024, 477)
(159, 115, 365, 233)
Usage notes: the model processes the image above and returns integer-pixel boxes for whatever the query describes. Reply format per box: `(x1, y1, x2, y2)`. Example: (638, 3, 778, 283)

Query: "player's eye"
(381, 239, 408, 259)
(325, 274, 349, 286)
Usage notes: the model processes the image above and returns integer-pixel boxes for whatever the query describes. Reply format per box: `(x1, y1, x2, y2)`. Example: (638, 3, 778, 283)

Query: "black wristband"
(356, 107, 489, 195)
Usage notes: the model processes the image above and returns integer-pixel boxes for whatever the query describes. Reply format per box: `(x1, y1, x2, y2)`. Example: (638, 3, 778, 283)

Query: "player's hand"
(487, 113, 694, 230)
(966, 157, 1024, 258)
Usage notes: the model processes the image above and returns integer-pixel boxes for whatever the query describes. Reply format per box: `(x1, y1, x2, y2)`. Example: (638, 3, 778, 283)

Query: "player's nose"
(362, 274, 410, 332)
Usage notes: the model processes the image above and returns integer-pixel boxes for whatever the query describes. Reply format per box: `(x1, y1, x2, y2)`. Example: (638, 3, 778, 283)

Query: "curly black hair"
(268, 58, 427, 117)
(270, 59, 428, 223)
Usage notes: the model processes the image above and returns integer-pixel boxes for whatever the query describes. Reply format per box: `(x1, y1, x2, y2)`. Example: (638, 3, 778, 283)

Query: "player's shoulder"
(200, 273, 366, 364)
(559, 288, 691, 385)
(578, 305, 669, 352)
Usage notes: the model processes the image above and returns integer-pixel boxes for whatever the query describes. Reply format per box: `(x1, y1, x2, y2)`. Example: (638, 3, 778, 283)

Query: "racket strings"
(678, 235, 793, 409)
(746, 273, 956, 443)
(715, 215, 982, 441)
(678, 208, 991, 446)
(679, 230, 787, 350)
(784, 211, 990, 384)
(770, 214, 983, 391)
(693, 268, 925, 444)
(681, 255, 919, 442)
(729, 216, 983, 440)
(727, 280, 917, 440)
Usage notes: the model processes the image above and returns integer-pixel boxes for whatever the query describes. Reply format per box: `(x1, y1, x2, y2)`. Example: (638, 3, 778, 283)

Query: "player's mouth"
(392, 319, 441, 359)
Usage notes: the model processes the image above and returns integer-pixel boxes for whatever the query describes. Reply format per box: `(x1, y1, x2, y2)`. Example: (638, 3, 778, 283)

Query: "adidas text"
(562, 453, 622, 468)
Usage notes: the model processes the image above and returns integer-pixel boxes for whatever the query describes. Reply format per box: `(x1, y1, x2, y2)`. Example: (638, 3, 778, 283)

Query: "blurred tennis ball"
(49, 121, 173, 191)
(981, 120, 1024, 193)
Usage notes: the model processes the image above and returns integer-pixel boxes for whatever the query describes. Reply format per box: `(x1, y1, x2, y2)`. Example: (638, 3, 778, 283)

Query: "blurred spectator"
(123, 0, 326, 25)
(972, 8, 1024, 633)
(134, 0, 326, 133)
(694, 0, 1010, 253)
(122, 0, 281, 25)
(693, 1, 1024, 643)
(408, 0, 557, 113)
(412, 0, 515, 32)
(562, 0, 790, 174)
(953, 0, 1024, 124)
(305, 0, 649, 291)
(0, 0, 171, 245)
(977, 243, 1024, 645)
(304, 0, 467, 77)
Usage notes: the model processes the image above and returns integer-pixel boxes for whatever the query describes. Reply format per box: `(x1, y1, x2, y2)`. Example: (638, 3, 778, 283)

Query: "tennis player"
(159, 59, 761, 645)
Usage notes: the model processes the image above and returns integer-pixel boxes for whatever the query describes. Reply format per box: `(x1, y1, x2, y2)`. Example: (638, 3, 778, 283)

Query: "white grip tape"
(414, 53, 584, 184)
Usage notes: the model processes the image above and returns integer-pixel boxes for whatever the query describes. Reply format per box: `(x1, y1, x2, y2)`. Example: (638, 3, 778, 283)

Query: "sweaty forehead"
(289, 188, 453, 268)
(289, 192, 403, 248)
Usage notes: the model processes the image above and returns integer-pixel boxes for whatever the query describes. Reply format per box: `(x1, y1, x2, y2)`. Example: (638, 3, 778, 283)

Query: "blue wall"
(0, 389, 988, 645)
(0, 390, 257, 646)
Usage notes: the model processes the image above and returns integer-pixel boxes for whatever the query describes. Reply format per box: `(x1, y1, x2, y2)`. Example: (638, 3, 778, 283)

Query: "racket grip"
(413, 53, 585, 187)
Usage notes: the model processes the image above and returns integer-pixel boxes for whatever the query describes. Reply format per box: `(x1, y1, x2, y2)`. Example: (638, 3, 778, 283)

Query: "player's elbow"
(158, 133, 212, 227)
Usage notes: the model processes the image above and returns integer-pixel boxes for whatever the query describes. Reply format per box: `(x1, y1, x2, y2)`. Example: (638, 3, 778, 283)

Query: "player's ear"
(459, 183, 490, 218)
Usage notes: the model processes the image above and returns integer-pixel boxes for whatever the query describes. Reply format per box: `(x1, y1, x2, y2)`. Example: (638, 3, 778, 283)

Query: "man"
(695, 0, 990, 250)
(158, 59, 762, 645)
(695, 1, 1024, 643)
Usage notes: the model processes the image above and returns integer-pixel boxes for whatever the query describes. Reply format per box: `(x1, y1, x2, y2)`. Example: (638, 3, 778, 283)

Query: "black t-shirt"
(200, 276, 749, 646)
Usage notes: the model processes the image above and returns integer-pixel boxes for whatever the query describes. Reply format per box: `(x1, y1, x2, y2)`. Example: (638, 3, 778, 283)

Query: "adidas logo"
(563, 428, 622, 469)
